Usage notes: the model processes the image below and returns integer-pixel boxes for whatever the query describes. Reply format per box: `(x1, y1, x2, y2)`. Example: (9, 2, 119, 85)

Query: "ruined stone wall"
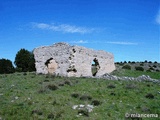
(71, 46, 115, 77)
(33, 42, 115, 77)
(33, 43, 71, 76)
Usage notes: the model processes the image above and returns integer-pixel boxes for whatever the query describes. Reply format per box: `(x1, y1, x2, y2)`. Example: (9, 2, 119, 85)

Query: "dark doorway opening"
(91, 58, 100, 76)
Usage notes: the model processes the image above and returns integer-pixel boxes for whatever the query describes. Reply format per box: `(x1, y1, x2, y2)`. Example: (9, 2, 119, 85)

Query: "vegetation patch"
(47, 84, 59, 90)
(135, 66, 144, 71)
(91, 100, 101, 106)
(122, 65, 131, 70)
(125, 83, 137, 89)
(145, 93, 154, 99)
(80, 95, 92, 101)
(47, 113, 55, 119)
(78, 109, 89, 117)
(71, 93, 80, 98)
(107, 84, 116, 89)
(31, 110, 43, 115)
(64, 80, 72, 86)
(0, 71, 159, 119)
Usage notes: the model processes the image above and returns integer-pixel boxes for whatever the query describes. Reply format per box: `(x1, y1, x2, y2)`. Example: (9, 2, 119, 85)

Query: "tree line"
(0, 49, 36, 74)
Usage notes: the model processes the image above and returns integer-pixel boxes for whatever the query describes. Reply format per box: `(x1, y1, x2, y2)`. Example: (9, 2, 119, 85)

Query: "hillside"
(0, 71, 159, 119)
(111, 61, 160, 80)
(115, 61, 160, 72)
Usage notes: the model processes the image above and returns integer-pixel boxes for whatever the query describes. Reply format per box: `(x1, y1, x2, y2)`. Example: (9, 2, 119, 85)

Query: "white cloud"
(35, 23, 50, 29)
(68, 40, 88, 44)
(156, 9, 160, 25)
(106, 41, 138, 45)
(32, 22, 94, 34)
(67, 40, 138, 45)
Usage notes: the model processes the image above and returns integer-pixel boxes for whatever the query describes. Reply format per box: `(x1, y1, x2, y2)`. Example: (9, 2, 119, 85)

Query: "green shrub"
(14, 48, 35, 72)
(125, 84, 137, 89)
(91, 100, 101, 106)
(153, 65, 157, 68)
(124, 61, 127, 63)
(0, 58, 15, 74)
(146, 69, 151, 72)
(64, 80, 72, 85)
(140, 63, 144, 66)
(145, 93, 154, 99)
(31, 110, 43, 115)
(135, 66, 144, 71)
(149, 67, 154, 71)
(48, 113, 55, 119)
(107, 84, 116, 89)
(148, 61, 152, 63)
(80, 95, 92, 101)
(156, 69, 160, 72)
(71, 93, 80, 98)
(115, 62, 120, 64)
(144, 60, 148, 63)
(117, 62, 124, 66)
(47, 84, 58, 90)
(78, 109, 89, 117)
(122, 65, 131, 70)
(154, 61, 157, 63)
(131, 61, 135, 64)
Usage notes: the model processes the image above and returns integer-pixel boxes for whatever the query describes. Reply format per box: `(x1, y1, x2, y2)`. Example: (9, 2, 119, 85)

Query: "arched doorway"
(91, 58, 100, 76)
(45, 58, 58, 74)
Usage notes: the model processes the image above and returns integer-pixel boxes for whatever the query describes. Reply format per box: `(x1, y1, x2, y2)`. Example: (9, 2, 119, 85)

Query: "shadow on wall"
(91, 58, 100, 76)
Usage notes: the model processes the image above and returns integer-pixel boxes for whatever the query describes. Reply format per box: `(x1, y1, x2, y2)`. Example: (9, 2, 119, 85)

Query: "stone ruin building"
(33, 42, 115, 77)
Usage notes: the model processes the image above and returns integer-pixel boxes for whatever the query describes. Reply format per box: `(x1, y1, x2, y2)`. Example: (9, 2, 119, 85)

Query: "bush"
(48, 113, 55, 119)
(153, 65, 157, 68)
(115, 62, 120, 64)
(140, 63, 144, 66)
(146, 69, 151, 72)
(14, 48, 35, 72)
(47, 84, 58, 90)
(91, 100, 101, 106)
(144, 60, 148, 63)
(80, 95, 92, 101)
(154, 61, 157, 63)
(78, 109, 89, 117)
(107, 84, 116, 89)
(124, 61, 127, 63)
(71, 93, 80, 98)
(122, 65, 131, 70)
(149, 67, 154, 71)
(148, 61, 152, 63)
(110, 92, 116, 96)
(64, 80, 72, 85)
(0, 58, 15, 74)
(125, 84, 137, 89)
(119, 62, 124, 66)
(145, 93, 154, 99)
(31, 110, 43, 115)
(58, 82, 64, 86)
(131, 61, 135, 64)
(135, 66, 144, 71)
(156, 69, 160, 72)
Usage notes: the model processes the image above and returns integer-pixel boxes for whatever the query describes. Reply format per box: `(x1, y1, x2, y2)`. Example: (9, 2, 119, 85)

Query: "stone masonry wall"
(33, 42, 115, 77)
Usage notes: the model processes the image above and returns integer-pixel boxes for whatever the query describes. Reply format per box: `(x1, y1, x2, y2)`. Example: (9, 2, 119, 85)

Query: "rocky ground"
(90, 61, 160, 84)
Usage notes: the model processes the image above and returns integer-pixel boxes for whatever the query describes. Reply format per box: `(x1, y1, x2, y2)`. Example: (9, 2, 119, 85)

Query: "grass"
(111, 69, 160, 79)
(0, 72, 160, 120)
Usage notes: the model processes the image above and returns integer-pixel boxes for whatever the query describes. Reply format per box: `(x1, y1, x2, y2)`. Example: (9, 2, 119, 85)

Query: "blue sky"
(0, 0, 159, 63)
